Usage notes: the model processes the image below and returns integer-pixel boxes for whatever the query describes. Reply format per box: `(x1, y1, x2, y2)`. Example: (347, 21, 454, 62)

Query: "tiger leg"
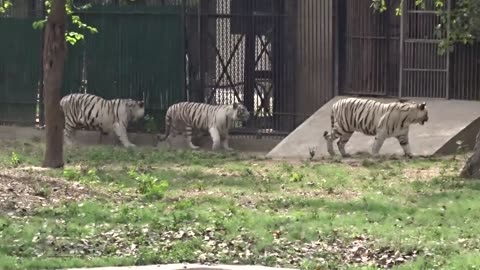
(337, 132, 353, 157)
(164, 128, 177, 148)
(169, 125, 185, 148)
(64, 126, 75, 145)
(396, 133, 413, 158)
(371, 131, 387, 157)
(220, 131, 233, 151)
(209, 127, 221, 151)
(113, 122, 136, 148)
(323, 129, 340, 156)
(185, 125, 200, 150)
(157, 126, 176, 148)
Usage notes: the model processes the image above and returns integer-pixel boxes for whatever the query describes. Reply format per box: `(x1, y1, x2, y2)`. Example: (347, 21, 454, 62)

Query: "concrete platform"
(267, 96, 480, 160)
(65, 264, 297, 270)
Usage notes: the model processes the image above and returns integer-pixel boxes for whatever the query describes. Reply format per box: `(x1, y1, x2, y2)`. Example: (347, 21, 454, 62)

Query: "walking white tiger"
(323, 97, 428, 158)
(60, 93, 145, 147)
(157, 101, 250, 151)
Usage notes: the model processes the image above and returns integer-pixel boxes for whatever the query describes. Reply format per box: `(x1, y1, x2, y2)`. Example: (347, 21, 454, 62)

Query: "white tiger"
(323, 97, 428, 158)
(60, 93, 145, 147)
(157, 101, 250, 151)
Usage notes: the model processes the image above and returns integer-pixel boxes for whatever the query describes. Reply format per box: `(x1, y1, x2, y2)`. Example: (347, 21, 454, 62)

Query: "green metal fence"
(64, 4, 185, 131)
(0, 3, 185, 131)
(0, 16, 42, 125)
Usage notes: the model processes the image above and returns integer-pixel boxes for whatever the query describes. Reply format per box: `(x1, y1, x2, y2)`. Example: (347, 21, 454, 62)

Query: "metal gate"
(186, 0, 296, 134)
(399, 0, 451, 98)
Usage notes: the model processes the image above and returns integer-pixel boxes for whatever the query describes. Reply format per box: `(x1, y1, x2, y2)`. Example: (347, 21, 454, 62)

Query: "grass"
(0, 139, 479, 270)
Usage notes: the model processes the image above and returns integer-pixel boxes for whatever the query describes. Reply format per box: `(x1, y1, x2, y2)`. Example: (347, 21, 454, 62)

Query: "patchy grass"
(0, 139, 479, 270)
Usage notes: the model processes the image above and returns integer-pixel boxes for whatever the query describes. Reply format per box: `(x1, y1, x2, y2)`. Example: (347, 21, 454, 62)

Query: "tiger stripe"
(60, 93, 145, 148)
(323, 97, 428, 158)
(158, 101, 250, 151)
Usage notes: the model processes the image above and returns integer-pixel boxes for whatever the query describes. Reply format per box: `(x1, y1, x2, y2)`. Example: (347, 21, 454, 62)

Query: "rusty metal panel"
(451, 42, 480, 100)
(340, 0, 400, 97)
(295, 0, 334, 125)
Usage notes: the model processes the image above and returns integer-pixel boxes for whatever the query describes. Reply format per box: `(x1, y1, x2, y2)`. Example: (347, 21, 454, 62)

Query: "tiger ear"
(139, 101, 145, 108)
(419, 102, 426, 110)
(233, 103, 238, 109)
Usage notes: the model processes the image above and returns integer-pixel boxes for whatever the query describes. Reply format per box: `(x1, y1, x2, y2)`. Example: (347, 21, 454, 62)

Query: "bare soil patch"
(0, 168, 108, 214)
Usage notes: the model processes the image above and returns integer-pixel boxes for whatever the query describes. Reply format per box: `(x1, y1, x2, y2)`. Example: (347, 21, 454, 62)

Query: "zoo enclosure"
(0, 0, 334, 135)
(0, 0, 479, 135)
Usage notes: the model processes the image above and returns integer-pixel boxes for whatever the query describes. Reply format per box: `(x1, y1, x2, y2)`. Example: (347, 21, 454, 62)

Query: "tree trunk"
(42, 0, 67, 168)
(460, 129, 480, 179)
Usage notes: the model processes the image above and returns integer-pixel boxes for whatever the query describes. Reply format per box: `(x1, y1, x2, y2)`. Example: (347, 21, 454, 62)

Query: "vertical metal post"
(197, 0, 206, 103)
(38, 0, 46, 127)
(445, 0, 451, 99)
(333, 0, 340, 97)
(181, 0, 187, 101)
(197, 0, 202, 102)
(284, 0, 297, 129)
(243, 0, 255, 114)
(398, 0, 405, 98)
(384, 5, 390, 95)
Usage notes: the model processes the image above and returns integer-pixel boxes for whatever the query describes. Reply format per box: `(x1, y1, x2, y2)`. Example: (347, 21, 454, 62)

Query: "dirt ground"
(0, 167, 112, 215)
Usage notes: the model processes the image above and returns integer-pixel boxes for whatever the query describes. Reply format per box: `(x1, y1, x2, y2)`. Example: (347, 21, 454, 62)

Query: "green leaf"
(0, 0, 12, 13)
(3, 0, 12, 9)
(32, 20, 47, 30)
(29, 0, 99, 45)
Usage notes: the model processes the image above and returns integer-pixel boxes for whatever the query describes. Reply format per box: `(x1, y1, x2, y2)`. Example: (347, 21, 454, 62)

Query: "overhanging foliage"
(1, 0, 97, 45)
(371, 0, 480, 54)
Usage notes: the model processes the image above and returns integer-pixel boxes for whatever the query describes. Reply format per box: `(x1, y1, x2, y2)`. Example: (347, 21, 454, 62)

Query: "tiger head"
(125, 99, 145, 122)
(230, 103, 250, 122)
(410, 101, 428, 125)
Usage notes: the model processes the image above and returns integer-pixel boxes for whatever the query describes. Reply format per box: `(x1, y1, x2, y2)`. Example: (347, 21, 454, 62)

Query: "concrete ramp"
(267, 96, 480, 160)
